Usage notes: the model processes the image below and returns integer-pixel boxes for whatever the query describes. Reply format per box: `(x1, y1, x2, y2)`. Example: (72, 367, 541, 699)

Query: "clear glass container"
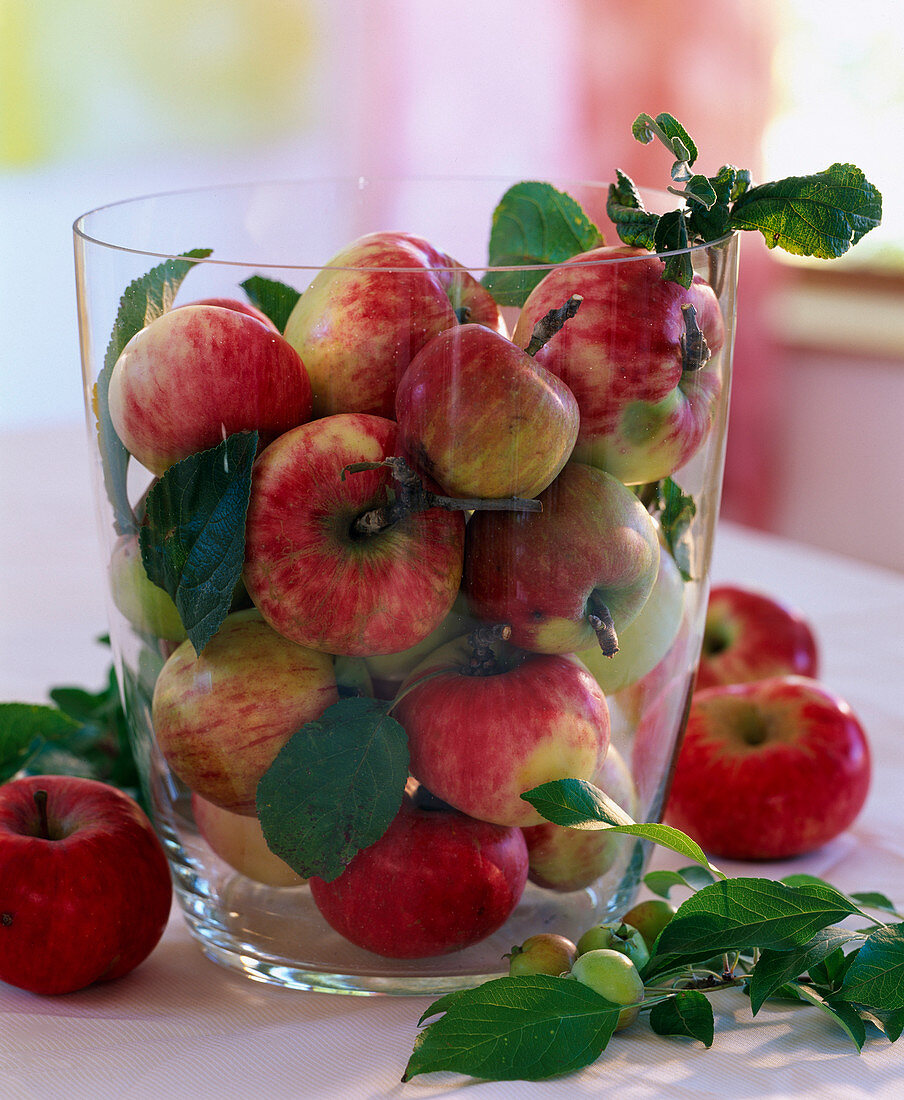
(73, 178, 738, 995)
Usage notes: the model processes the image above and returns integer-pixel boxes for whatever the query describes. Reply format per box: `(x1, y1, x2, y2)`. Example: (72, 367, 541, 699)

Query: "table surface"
(2, 423, 903, 1099)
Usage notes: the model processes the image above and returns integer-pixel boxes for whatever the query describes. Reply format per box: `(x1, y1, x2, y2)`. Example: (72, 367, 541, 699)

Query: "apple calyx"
(343, 456, 541, 538)
(679, 303, 712, 373)
(522, 294, 583, 357)
(463, 623, 513, 676)
(586, 592, 619, 657)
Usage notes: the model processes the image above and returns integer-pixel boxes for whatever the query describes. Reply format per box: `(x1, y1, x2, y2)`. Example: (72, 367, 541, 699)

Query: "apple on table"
(665, 676, 871, 860)
(0, 775, 172, 995)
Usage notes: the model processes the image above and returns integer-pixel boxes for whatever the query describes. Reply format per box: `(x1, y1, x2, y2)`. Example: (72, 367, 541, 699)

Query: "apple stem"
(463, 623, 512, 676)
(586, 593, 619, 658)
(679, 303, 711, 372)
(33, 789, 51, 839)
(344, 457, 541, 538)
(523, 294, 583, 356)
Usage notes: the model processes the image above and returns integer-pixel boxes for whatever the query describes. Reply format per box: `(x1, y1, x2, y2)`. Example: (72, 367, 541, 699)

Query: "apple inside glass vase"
(74, 177, 739, 995)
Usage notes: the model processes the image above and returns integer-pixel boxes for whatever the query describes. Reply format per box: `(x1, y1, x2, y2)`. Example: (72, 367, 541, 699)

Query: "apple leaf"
(521, 778, 722, 878)
(632, 112, 698, 169)
(643, 865, 717, 899)
(94, 248, 212, 536)
(402, 974, 620, 1082)
(648, 990, 714, 1047)
(748, 928, 862, 1015)
(606, 170, 659, 251)
(0, 703, 81, 784)
(838, 924, 904, 1012)
(255, 696, 409, 882)
(645, 477, 696, 581)
(728, 163, 883, 258)
(645, 879, 863, 978)
(482, 181, 603, 307)
(239, 275, 301, 333)
(787, 983, 867, 1052)
(139, 431, 257, 655)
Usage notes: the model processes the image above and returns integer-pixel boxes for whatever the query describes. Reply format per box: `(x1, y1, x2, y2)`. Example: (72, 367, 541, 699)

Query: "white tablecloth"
(2, 424, 903, 1099)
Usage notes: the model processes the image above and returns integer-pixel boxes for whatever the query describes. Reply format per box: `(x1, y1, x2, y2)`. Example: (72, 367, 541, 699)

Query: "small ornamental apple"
(309, 791, 528, 958)
(0, 775, 172, 995)
(463, 462, 660, 657)
(506, 933, 578, 977)
(620, 898, 677, 950)
(243, 413, 465, 656)
(395, 321, 579, 500)
(666, 676, 871, 860)
(108, 304, 312, 476)
(575, 921, 650, 972)
(151, 609, 338, 814)
(511, 244, 725, 485)
(521, 744, 638, 892)
(696, 584, 819, 690)
(569, 948, 645, 1030)
(283, 231, 506, 419)
(392, 630, 609, 828)
(191, 794, 307, 888)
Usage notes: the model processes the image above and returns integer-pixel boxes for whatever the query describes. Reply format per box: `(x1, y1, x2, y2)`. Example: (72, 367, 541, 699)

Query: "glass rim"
(72, 174, 736, 272)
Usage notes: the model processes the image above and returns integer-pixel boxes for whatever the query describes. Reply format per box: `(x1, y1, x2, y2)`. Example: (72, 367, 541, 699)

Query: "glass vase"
(73, 178, 738, 995)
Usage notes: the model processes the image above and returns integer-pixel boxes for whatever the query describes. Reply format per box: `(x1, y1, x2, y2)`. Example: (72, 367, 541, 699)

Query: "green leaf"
(606, 170, 659, 250)
(672, 174, 718, 211)
(403, 974, 620, 1082)
(728, 163, 882, 258)
(256, 696, 409, 882)
(838, 924, 904, 1012)
(849, 891, 903, 918)
(0, 703, 81, 784)
(686, 165, 741, 243)
(644, 864, 717, 899)
(632, 112, 698, 167)
(239, 275, 301, 333)
(646, 879, 862, 978)
(648, 478, 696, 581)
(95, 248, 212, 535)
(648, 990, 714, 1047)
(748, 928, 861, 1015)
(139, 431, 257, 655)
(653, 210, 693, 288)
(859, 1005, 904, 1042)
(788, 983, 866, 1052)
(520, 778, 722, 878)
(483, 181, 603, 306)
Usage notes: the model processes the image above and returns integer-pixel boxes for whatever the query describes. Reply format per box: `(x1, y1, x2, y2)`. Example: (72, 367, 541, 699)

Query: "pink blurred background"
(2, 0, 901, 570)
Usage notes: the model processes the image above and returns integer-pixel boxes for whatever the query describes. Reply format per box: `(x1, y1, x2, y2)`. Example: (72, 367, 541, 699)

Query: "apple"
(665, 676, 871, 860)
(395, 322, 579, 500)
(309, 791, 528, 958)
(577, 541, 685, 696)
(0, 775, 171, 995)
(243, 413, 465, 656)
(569, 948, 644, 1029)
(191, 793, 307, 888)
(507, 933, 577, 977)
(108, 304, 312, 476)
(283, 231, 505, 420)
(108, 532, 187, 642)
(620, 898, 677, 950)
(696, 584, 819, 691)
(463, 462, 661, 656)
(392, 634, 609, 828)
(575, 921, 650, 971)
(511, 245, 725, 484)
(521, 744, 638, 892)
(178, 296, 279, 330)
(151, 609, 338, 814)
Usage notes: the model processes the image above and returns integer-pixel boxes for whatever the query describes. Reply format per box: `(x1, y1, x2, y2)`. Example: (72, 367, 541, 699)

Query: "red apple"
(511, 245, 725, 484)
(191, 793, 307, 888)
(665, 676, 871, 860)
(178, 296, 279, 330)
(463, 462, 660, 656)
(395, 323, 579, 500)
(243, 413, 465, 656)
(309, 791, 528, 958)
(696, 584, 819, 691)
(283, 231, 505, 419)
(521, 744, 638, 892)
(151, 609, 338, 814)
(0, 775, 172, 995)
(108, 304, 312, 475)
(393, 634, 609, 827)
